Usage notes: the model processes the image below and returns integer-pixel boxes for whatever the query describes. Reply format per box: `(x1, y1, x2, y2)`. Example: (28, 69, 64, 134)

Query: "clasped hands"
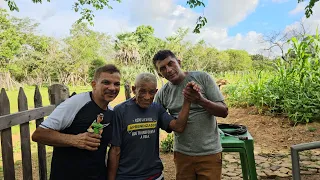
(182, 81, 203, 104)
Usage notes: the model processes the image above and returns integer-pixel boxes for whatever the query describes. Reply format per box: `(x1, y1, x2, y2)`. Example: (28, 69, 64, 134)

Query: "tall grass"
(217, 32, 320, 124)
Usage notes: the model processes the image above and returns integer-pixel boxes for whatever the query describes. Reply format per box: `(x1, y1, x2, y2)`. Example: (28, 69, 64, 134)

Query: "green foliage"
(223, 33, 320, 124)
(225, 49, 253, 71)
(119, 64, 151, 85)
(160, 134, 174, 153)
(88, 58, 106, 81)
(307, 127, 317, 132)
(298, 0, 319, 18)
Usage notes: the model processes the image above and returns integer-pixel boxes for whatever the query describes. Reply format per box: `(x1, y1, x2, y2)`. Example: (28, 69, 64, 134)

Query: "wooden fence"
(0, 84, 70, 180)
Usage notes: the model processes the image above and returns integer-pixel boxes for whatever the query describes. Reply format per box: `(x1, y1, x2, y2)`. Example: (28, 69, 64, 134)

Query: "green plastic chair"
(220, 129, 258, 180)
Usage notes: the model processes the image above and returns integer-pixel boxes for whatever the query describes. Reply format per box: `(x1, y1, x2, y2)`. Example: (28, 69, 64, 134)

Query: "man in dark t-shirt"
(107, 73, 199, 180)
(32, 64, 121, 180)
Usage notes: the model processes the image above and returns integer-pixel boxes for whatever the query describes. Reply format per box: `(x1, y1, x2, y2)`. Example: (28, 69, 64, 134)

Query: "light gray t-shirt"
(154, 71, 224, 156)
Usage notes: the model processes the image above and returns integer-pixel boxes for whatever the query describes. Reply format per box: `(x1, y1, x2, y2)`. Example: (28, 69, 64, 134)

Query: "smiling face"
(155, 56, 185, 85)
(91, 72, 121, 106)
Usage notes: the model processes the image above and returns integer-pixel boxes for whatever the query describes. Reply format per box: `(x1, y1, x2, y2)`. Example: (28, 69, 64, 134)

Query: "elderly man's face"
(132, 82, 158, 109)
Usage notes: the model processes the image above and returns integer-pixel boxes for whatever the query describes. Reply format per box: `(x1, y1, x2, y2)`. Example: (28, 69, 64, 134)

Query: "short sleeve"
(157, 104, 174, 133)
(40, 93, 90, 130)
(202, 72, 224, 102)
(154, 91, 162, 104)
(110, 108, 124, 147)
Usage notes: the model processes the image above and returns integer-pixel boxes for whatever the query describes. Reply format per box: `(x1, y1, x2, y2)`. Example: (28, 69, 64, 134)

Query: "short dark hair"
(152, 50, 177, 68)
(94, 64, 120, 81)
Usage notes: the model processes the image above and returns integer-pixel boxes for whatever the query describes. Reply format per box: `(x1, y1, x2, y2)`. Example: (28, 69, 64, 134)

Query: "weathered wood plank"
(34, 85, 47, 180)
(0, 88, 15, 180)
(0, 105, 55, 130)
(48, 84, 69, 105)
(124, 81, 131, 100)
(18, 87, 33, 180)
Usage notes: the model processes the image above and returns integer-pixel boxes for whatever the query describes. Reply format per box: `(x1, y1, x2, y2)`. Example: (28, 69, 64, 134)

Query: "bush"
(221, 32, 320, 124)
(160, 134, 174, 153)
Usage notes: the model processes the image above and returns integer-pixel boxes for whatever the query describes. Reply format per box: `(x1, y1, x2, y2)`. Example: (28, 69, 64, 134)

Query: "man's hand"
(182, 81, 203, 104)
(72, 132, 101, 151)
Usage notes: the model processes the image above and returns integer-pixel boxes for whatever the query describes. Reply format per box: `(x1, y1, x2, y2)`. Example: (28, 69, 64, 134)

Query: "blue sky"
(228, 0, 303, 35)
(0, 0, 319, 55)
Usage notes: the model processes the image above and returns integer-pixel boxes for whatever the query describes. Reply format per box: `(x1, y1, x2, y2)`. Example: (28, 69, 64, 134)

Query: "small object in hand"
(87, 113, 108, 135)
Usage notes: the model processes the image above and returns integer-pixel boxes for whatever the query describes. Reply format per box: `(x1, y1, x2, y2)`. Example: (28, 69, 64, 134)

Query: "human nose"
(166, 66, 173, 73)
(107, 84, 115, 91)
(144, 93, 152, 100)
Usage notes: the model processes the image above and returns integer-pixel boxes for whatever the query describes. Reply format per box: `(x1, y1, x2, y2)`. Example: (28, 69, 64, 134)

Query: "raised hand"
(72, 132, 102, 151)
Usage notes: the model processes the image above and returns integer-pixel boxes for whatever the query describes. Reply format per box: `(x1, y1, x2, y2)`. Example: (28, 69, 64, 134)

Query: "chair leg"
(245, 141, 258, 180)
(240, 151, 249, 180)
(223, 148, 249, 180)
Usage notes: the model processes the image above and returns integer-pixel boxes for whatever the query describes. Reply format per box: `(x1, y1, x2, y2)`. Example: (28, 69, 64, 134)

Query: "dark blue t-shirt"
(111, 98, 173, 180)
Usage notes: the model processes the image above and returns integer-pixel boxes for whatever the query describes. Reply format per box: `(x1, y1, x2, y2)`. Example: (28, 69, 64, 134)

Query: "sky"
(0, 0, 320, 56)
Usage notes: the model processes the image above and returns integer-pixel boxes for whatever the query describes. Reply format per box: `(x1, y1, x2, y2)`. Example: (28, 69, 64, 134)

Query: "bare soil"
(160, 107, 320, 180)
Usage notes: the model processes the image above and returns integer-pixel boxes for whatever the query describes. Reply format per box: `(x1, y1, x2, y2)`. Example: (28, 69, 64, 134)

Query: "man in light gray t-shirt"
(153, 50, 229, 180)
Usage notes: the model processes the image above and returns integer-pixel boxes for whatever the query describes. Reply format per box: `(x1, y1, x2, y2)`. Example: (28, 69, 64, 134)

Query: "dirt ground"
(160, 107, 320, 180)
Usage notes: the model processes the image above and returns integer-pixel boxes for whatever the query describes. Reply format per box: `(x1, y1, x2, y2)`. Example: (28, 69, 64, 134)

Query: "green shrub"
(160, 134, 174, 153)
(221, 32, 320, 124)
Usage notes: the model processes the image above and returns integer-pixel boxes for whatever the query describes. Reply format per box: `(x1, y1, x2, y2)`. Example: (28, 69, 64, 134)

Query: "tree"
(114, 32, 140, 65)
(225, 49, 253, 71)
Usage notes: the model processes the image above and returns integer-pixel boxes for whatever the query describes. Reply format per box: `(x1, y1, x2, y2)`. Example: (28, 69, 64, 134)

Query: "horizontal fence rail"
(0, 84, 70, 180)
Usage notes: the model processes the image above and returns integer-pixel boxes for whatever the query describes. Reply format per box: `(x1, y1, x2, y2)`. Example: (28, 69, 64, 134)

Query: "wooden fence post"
(124, 81, 131, 100)
(0, 88, 15, 180)
(48, 84, 69, 105)
(34, 85, 47, 180)
(18, 87, 33, 180)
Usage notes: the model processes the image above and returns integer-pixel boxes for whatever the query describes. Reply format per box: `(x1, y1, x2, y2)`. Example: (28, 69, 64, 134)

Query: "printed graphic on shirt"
(128, 117, 157, 139)
(87, 113, 111, 135)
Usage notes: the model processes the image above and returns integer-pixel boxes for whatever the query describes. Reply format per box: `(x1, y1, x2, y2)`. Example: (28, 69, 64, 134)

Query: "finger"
(186, 81, 194, 88)
(86, 136, 101, 143)
(86, 141, 100, 148)
(183, 89, 193, 97)
(84, 145, 98, 151)
(87, 132, 102, 139)
(183, 92, 194, 100)
(193, 85, 201, 92)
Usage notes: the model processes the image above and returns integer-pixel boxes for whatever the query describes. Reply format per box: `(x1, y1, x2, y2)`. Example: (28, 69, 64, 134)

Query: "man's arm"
(168, 99, 191, 133)
(183, 81, 228, 118)
(167, 82, 200, 133)
(198, 100, 228, 117)
(32, 127, 101, 151)
(107, 146, 121, 180)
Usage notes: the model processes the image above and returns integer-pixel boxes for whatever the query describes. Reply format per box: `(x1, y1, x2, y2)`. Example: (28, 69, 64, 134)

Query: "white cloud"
(0, 0, 4, 7)
(289, 2, 307, 15)
(205, 0, 259, 27)
(187, 29, 266, 54)
(0, 0, 282, 56)
(285, 2, 320, 35)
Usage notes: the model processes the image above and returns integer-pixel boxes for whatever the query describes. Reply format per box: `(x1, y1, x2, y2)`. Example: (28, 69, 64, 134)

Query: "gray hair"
(135, 73, 157, 87)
